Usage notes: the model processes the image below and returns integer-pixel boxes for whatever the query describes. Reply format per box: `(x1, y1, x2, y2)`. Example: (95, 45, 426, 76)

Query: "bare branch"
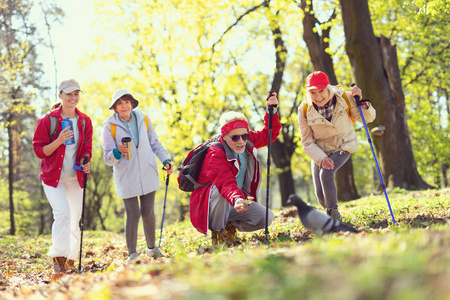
(210, 1, 269, 58)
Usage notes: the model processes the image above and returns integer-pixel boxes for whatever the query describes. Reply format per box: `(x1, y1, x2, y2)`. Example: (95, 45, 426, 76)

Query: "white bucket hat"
(109, 89, 139, 109)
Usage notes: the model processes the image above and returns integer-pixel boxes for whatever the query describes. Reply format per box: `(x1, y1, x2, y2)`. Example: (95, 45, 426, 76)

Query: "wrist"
(113, 148, 122, 159)
(266, 107, 278, 114)
(361, 99, 370, 108)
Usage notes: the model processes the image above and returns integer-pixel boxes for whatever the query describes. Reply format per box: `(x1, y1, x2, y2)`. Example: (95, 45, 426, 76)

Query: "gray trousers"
(311, 151, 352, 209)
(208, 193, 274, 232)
(123, 191, 156, 255)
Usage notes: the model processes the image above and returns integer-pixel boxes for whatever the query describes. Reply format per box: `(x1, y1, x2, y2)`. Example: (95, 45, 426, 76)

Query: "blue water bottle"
(61, 118, 75, 145)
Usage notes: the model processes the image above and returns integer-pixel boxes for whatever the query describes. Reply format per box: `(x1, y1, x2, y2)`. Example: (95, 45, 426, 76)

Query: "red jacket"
(33, 106, 93, 188)
(190, 112, 281, 234)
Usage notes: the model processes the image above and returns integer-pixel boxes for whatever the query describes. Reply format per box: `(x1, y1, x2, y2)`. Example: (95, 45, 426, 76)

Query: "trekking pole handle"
(267, 90, 277, 110)
(162, 165, 171, 184)
(350, 83, 362, 106)
(83, 154, 89, 165)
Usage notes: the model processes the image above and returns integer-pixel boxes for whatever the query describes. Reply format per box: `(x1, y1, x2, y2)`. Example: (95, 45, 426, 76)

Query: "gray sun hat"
(109, 89, 139, 109)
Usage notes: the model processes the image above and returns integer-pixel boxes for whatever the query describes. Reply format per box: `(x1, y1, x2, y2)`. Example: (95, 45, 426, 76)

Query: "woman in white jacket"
(103, 89, 173, 261)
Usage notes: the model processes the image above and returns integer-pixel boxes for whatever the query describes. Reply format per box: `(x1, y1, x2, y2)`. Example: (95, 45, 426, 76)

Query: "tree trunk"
(339, 0, 432, 190)
(7, 113, 16, 235)
(441, 164, 448, 188)
(271, 139, 295, 206)
(301, 0, 360, 201)
(268, 11, 296, 206)
(335, 158, 359, 201)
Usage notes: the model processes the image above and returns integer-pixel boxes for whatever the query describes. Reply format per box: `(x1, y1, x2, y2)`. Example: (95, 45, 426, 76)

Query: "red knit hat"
(306, 71, 330, 92)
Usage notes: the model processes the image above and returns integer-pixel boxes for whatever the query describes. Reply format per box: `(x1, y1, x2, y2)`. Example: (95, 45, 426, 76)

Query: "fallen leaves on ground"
(1, 189, 449, 299)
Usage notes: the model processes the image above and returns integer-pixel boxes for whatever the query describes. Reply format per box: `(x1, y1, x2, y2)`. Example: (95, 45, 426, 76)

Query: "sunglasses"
(228, 133, 249, 142)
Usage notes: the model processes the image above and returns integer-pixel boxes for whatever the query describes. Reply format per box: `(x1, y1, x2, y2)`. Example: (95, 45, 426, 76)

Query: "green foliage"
(368, 0, 450, 188)
(407, 98, 450, 186)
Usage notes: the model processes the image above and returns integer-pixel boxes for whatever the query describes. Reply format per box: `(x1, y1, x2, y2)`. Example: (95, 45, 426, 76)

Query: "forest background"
(1, 0, 449, 236)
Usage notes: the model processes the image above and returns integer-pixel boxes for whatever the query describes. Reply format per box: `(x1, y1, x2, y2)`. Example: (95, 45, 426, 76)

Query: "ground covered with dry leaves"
(1, 188, 450, 299)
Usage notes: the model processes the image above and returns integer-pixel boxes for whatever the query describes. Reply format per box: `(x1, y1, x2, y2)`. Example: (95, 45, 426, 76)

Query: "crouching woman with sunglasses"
(189, 93, 280, 247)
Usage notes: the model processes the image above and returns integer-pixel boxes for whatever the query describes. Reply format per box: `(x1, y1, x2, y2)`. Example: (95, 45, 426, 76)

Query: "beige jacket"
(298, 89, 376, 166)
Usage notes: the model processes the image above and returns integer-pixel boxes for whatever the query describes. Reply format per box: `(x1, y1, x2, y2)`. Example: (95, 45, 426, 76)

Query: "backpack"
(177, 135, 225, 192)
(110, 116, 149, 140)
(302, 91, 356, 123)
(49, 115, 87, 142)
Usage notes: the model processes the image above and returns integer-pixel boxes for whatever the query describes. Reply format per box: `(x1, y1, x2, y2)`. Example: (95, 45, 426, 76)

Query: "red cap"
(306, 71, 330, 92)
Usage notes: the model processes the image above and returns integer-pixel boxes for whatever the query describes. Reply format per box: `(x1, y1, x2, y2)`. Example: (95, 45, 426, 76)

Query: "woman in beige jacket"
(298, 71, 376, 220)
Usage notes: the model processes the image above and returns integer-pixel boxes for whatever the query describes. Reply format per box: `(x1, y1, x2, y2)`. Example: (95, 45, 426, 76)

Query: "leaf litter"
(0, 188, 449, 299)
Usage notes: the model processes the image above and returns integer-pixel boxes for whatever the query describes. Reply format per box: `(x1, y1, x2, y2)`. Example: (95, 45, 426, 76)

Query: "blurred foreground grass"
(1, 188, 449, 300)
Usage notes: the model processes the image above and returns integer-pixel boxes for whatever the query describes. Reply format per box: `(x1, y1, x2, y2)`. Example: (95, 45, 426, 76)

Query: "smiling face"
(223, 127, 249, 154)
(113, 98, 133, 121)
(59, 90, 80, 109)
(307, 88, 330, 107)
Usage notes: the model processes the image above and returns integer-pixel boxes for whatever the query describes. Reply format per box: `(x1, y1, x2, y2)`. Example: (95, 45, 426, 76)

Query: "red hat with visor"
(306, 71, 330, 92)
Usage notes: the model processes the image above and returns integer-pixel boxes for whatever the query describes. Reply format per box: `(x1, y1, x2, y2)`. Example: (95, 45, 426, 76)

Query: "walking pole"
(351, 83, 396, 224)
(78, 154, 89, 272)
(265, 91, 276, 238)
(158, 166, 170, 248)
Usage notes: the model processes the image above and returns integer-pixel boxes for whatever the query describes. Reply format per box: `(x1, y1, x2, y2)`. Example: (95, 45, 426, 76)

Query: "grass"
(0, 188, 449, 299)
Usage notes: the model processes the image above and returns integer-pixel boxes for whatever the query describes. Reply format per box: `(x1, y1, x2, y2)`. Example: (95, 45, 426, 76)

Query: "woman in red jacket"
(33, 79, 92, 273)
(189, 93, 280, 246)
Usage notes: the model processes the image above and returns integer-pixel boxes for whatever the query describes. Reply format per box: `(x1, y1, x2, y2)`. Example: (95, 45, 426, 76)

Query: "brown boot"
(224, 223, 239, 246)
(211, 230, 220, 247)
(53, 257, 67, 274)
(65, 259, 77, 273)
(211, 229, 228, 247)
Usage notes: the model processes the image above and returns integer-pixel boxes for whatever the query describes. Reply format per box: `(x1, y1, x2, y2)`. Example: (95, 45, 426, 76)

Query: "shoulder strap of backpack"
(110, 116, 148, 141)
(49, 115, 58, 140)
(111, 124, 116, 140)
(302, 101, 308, 119)
(144, 116, 149, 132)
(342, 91, 356, 123)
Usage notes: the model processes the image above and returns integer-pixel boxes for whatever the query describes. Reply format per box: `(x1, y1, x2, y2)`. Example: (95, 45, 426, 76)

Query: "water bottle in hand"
(61, 118, 75, 145)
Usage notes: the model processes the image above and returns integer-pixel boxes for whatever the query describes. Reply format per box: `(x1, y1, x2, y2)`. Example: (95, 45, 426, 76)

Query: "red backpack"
(177, 135, 224, 192)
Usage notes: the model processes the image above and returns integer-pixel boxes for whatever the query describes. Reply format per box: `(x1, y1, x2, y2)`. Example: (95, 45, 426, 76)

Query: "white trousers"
(43, 176, 83, 259)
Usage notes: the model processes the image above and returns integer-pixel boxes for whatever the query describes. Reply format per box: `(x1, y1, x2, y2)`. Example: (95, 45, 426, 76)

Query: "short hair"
(219, 111, 248, 127)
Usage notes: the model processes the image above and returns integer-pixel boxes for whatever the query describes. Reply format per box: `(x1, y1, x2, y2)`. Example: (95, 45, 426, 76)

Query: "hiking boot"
(211, 225, 240, 248)
(126, 252, 140, 262)
(224, 223, 239, 246)
(211, 229, 228, 247)
(146, 246, 164, 258)
(65, 259, 77, 273)
(327, 208, 341, 221)
(211, 230, 220, 247)
(53, 257, 67, 274)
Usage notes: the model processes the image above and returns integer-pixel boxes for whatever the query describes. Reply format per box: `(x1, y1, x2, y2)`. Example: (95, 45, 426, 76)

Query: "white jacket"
(103, 108, 170, 199)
